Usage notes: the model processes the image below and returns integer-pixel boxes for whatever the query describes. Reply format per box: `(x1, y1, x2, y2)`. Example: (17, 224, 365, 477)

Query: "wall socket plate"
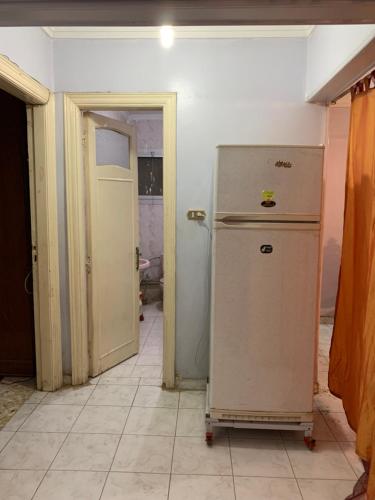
(187, 209, 206, 220)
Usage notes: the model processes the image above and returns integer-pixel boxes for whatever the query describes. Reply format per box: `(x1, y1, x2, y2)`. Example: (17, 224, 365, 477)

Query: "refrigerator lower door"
(210, 222, 320, 414)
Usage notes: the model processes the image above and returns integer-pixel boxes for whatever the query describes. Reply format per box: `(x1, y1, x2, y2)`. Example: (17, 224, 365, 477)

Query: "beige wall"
(321, 97, 351, 316)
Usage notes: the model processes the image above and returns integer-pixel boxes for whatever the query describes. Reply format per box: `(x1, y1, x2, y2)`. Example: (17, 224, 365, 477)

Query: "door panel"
(0, 90, 35, 376)
(85, 112, 139, 376)
(210, 224, 320, 413)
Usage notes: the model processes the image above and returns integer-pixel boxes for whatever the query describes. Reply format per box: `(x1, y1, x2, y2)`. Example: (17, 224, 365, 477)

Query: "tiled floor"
(0, 312, 363, 499)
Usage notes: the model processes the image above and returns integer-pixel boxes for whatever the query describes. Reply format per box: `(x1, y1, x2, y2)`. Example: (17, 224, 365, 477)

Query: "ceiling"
(0, 1, 374, 27)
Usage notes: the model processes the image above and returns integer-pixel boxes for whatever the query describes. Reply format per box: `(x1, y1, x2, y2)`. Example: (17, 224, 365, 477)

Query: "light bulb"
(160, 25, 174, 49)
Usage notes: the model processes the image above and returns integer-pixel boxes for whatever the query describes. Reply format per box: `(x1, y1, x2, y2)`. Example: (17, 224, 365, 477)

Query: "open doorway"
(64, 93, 176, 388)
(81, 107, 165, 386)
(0, 89, 35, 379)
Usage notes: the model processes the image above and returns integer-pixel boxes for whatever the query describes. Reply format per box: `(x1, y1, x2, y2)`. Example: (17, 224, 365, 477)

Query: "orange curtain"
(329, 84, 375, 498)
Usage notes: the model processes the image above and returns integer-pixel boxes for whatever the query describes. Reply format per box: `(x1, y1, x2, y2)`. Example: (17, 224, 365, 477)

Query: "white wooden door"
(84, 112, 139, 376)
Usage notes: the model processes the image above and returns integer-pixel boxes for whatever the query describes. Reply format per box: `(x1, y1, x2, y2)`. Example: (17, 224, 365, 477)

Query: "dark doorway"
(0, 89, 36, 376)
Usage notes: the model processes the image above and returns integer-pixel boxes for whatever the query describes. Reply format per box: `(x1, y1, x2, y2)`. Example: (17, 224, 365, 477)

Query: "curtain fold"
(329, 85, 375, 498)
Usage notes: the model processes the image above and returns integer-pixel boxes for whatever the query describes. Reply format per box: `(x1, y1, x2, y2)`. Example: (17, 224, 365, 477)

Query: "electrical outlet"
(187, 209, 206, 221)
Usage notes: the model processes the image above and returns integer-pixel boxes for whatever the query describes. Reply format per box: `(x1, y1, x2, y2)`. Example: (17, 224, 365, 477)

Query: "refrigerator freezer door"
(216, 146, 323, 219)
(209, 223, 320, 414)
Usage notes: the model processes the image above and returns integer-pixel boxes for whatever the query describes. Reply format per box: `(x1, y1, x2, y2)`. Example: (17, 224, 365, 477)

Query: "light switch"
(187, 209, 206, 221)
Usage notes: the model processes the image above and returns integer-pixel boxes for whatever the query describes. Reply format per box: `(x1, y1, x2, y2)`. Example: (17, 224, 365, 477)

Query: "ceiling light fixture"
(160, 25, 174, 48)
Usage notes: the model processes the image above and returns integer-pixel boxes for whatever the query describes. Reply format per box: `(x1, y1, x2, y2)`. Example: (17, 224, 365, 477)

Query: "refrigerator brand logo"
(275, 160, 293, 168)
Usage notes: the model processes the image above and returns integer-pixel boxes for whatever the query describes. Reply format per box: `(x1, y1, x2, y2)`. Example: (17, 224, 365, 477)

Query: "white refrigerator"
(207, 145, 324, 444)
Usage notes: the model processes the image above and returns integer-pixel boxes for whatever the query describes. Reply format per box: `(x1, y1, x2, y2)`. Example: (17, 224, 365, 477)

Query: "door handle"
(24, 270, 33, 295)
(136, 246, 140, 271)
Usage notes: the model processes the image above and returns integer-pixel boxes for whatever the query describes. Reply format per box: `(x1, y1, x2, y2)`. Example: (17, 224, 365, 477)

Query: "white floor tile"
(131, 365, 162, 378)
(20, 404, 83, 433)
(133, 386, 179, 408)
(0, 470, 45, 500)
(136, 355, 163, 366)
(139, 377, 163, 387)
(101, 472, 169, 500)
(176, 409, 206, 437)
(2, 404, 38, 431)
(124, 407, 177, 436)
(26, 391, 48, 403)
(322, 412, 356, 442)
(43, 385, 94, 405)
(87, 385, 137, 406)
(172, 437, 232, 475)
(285, 441, 357, 479)
(33, 470, 107, 500)
(234, 476, 302, 500)
(51, 433, 120, 471)
(0, 432, 66, 469)
(230, 439, 293, 478)
(0, 431, 14, 452)
(179, 391, 206, 409)
(169, 474, 235, 500)
(339, 441, 365, 478)
(71, 406, 129, 434)
(112, 434, 174, 473)
(98, 376, 140, 386)
(101, 364, 135, 379)
(298, 478, 356, 499)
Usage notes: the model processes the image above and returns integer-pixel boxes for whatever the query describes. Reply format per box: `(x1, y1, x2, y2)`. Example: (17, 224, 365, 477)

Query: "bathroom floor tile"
(43, 385, 94, 405)
(112, 434, 174, 473)
(20, 404, 83, 432)
(71, 405, 129, 434)
(0, 432, 66, 469)
(87, 385, 137, 406)
(234, 476, 302, 500)
(172, 437, 232, 475)
(136, 355, 163, 366)
(2, 404, 38, 431)
(169, 474, 235, 500)
(176, 409, 206, 437)
(133, 386, 179, 408)
(230, 439, 293, 478)
(124, 407, 177, 436)
(98, 376, 140, 386)
(100, 364, 135, 379)
(179, 391, 206, 409)
(33, 470, 107, 500)
(297, 479, 356, 499)
(101, 472, 169, 500)
(285, 440, 356, 479)
(139, 377, 163, 386)
(131, 365, 162, 378)
(0, 470, 45, 500)
(51, 433, 120, 471)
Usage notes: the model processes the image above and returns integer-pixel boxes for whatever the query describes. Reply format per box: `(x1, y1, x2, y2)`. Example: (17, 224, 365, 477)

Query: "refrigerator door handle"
(214, 221, 320, 231)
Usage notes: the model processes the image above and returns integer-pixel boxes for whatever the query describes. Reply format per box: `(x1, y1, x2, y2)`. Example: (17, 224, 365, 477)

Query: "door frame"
(0, 55, 62, 391)
(64, 92, 177, 388)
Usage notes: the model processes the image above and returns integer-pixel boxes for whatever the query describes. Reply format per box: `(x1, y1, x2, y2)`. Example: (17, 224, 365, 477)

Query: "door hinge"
(82, 134, 87, 146)
(32, 245, 38, 263)
(86, 256, 92, 274)
(136, 247, 140, 271)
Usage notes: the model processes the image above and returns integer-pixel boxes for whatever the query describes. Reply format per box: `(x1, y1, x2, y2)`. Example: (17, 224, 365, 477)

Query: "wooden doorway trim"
(64, 92, 177, 388)
(0, 55, 62, 391)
